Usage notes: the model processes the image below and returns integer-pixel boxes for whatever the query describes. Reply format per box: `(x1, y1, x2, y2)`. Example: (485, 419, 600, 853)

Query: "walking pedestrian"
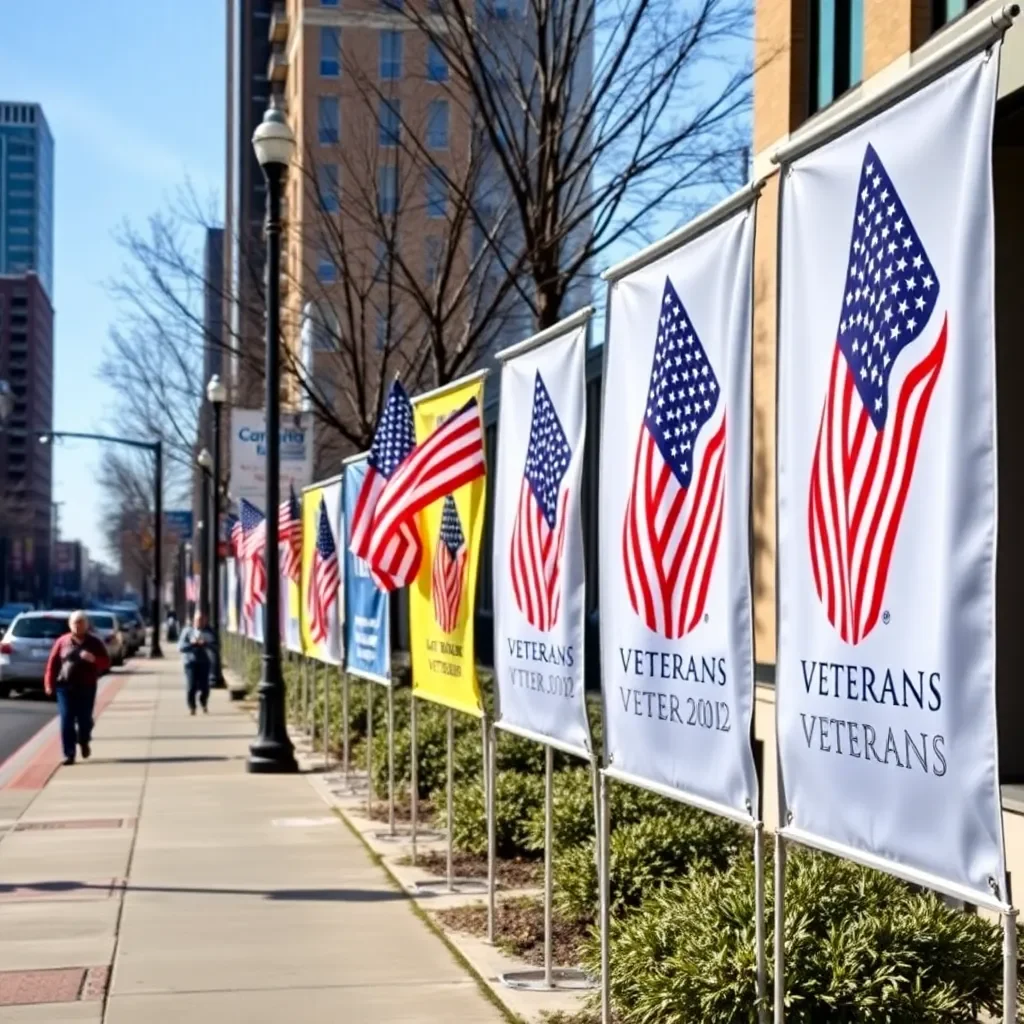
(43, 610, 111, 766)
(178, 611, 217, 715)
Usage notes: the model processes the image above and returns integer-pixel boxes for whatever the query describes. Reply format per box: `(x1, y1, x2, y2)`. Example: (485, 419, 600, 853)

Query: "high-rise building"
(0, 271, 53, 602)
(0, 102, 54, 300)
(225, 0, 275, 408)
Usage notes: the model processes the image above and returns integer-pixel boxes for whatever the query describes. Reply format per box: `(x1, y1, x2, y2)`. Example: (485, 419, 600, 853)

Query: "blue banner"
(343, 459, 390, 683)
(165, 510, 193, 541)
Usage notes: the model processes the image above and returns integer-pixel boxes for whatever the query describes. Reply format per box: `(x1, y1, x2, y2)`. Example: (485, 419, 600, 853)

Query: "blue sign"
(165, 510, 194, 541)
(343, 459, 390, 683)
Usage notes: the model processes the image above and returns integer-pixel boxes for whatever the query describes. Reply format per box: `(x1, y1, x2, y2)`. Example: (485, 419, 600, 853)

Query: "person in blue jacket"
(178, 610, 217, 715)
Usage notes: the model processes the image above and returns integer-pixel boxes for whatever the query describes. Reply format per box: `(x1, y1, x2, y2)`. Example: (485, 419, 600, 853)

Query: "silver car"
(0, 611, 71, 698)
(88, 612, 125, 668)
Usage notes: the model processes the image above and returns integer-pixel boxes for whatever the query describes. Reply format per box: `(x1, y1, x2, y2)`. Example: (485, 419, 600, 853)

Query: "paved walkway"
(0, 657, 506, 1023)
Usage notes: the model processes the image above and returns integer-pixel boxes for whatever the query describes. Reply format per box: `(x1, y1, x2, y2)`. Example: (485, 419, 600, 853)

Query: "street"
(0, 694, 54, 765)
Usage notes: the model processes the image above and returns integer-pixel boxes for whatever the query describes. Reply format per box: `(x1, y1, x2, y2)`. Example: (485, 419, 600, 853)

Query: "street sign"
(165, 510, 194, 541)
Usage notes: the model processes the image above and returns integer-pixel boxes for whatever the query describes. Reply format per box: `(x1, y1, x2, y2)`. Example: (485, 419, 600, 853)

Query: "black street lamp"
(38, 431, 163, 658)
(197, 448, 213, 619)
(207, 374, 227, 688)
(247, 98, 297, 773)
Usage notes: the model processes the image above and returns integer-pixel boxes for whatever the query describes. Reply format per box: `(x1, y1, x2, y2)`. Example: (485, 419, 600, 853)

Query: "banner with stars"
(409, 373, 488, 718)
(300, 479, 344, 665)
(493, 317, 592, 757)
(598, 202, 758, 821)
(775, 49, 1006, 905)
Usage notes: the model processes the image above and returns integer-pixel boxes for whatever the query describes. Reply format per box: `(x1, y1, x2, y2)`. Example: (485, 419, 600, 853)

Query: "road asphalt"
(0, 693, 55, 765)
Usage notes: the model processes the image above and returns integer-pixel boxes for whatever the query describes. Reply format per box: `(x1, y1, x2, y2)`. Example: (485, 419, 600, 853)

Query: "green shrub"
(523, 767, 597, 853)
(437, 769, 544, 857)
(579, 849, 1010, 1024)
(554, 810, 745, 924)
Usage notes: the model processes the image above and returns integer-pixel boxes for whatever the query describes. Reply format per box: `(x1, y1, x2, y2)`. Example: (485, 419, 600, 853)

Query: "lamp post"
(247, 98, 297, 773)
(197, 448, 213, 619)
(207, 374, 227, 687)
(38, 430, 163, 657)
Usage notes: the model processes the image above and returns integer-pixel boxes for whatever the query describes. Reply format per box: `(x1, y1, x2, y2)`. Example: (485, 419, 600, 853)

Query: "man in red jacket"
(44, 611, 111, 765)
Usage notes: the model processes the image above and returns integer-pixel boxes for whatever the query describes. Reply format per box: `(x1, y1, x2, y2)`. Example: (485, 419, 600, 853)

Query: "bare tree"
(400, 0, 753, 328)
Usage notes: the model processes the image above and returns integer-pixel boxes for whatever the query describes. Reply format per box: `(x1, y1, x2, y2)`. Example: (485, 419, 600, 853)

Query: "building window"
(382, 0, 403, 9)
(317, 252, 337, 283)
(373, 239, 388, 280)
(379, 165, 399, 216)
(932, 0, 982, 30)
(809, 0, 863, 114)
(427, 41, 448, 82)
(426, 168, 447, 219)
(379, 98, 401, 146)
(318, 164, 340, 213)
(321, 0, 340, 5)
(380, 30, 403, 80)
(426, 100, 449, 149)
(318, 96, 340, 144)
(320, 28, 341, 77)
(425, 235, 441, 286)
(376, 311, 388, 350)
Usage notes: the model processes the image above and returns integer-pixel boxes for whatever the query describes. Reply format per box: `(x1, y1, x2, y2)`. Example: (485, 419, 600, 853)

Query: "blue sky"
(0, 1, 223, 563)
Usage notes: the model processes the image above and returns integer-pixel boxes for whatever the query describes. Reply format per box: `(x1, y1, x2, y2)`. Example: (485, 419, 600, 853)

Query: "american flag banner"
(349, 380, 420, 591)
(307, 496, 341, 645)
(358, 386, 485, 593)
(408, 373, 487, 717)
(239, 498, 267, 626)
(599, 201, 758, 819)
(279, 483, 302, 585)
(431, 495, 467, 634)
(494, 318, 591, 756)
(776, 49, 1006, 906)
(509, 372, 572, 632)
(622, 278, 725, 640)
(226, 515, 242, 558)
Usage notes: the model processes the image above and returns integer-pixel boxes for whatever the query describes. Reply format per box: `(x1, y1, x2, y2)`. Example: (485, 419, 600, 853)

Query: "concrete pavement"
(0, 657, 507, 1023)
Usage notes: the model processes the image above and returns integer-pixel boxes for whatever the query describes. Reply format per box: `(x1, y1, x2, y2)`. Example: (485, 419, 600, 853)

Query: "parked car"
(102, 606, 144, 656)
(88, 611, 125, 668)
(0, 611, 70, 698)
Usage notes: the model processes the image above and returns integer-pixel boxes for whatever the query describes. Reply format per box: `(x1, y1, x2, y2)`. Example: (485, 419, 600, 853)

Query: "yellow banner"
(300, 481, 344, 663)
(410, 377, 487, 717)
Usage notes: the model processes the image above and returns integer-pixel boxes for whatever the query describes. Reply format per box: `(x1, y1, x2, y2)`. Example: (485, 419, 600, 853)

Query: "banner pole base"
(446, 707, 454, 893)
(754, 821, 768, 1024)
(774, 830, 787, 1024)
(410, 692, 418, 867)
(388, 685, 396, 836)
(599, 771, 611, 1024)
(1003, 905, 1018, 1024)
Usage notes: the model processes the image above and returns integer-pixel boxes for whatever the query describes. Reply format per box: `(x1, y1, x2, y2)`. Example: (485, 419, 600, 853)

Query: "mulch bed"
(435, 896, 590, 969)
(398, 850, 543, 889)
(368, 800, 436, 824)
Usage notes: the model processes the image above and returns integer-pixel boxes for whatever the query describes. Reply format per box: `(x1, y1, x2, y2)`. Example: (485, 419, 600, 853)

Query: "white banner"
(229, 409, 315, 507)
(599, 205, 758, 818)
(493, 319, 591, 756)
(776, 51, 1006, 903)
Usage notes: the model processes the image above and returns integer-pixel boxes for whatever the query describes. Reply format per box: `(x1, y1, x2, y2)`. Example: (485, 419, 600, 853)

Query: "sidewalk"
(0, 656, 507, 1023)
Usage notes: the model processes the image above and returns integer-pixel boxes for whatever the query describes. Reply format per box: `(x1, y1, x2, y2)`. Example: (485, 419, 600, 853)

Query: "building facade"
(0, 272, 53, 603)
(226, 0, 275, 409)
(0, 103, 54, 301)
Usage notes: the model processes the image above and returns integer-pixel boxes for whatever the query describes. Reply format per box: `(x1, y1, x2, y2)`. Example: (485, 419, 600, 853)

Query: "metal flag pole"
(387, 684, 396, 835)
(487, 719, 497, 944)
(342, 669, 350, 781)
(410, 692, 419, 866)
(754, 822, 768, 1024)
(301, 658, 309, 735)
(544, 743, 554, 988)
(446, 707, 455, 892)
(1004, 906, 1019, 1024)
(599, 771, 611, 1024)
(309, 661, 318, 737)
(366, 682, 374, 820)
(773, 831, 787, 1023)
(323, 662, 330, 769)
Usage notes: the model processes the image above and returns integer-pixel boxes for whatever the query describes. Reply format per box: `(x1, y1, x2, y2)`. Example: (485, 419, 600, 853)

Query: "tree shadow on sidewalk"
(0, 879, 406, 902)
